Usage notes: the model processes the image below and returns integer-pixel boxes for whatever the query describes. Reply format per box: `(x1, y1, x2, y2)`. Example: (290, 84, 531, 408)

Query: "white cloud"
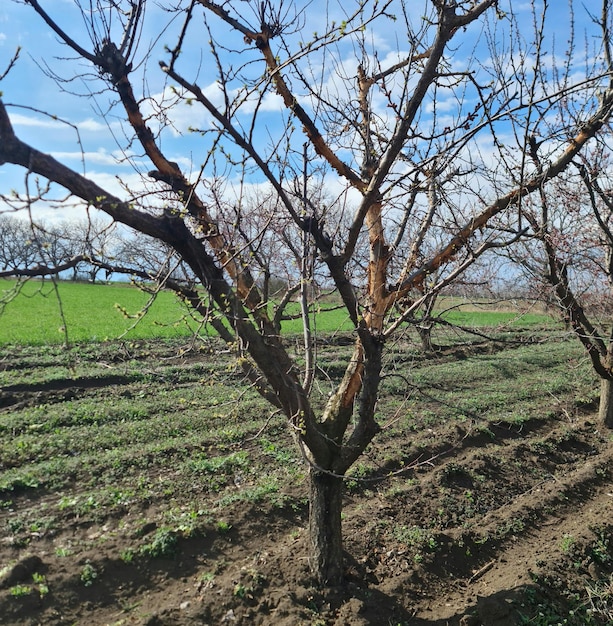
(77, 118, 116, 133)
(87, 171, 147, 197)
(8, 112, 123, 136)
(9, 113, 65, 130)
(50, 149, 132, 167)
(141, 82, 286, 138)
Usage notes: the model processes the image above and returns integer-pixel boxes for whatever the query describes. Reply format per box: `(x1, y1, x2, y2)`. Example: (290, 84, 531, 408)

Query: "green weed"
(32, 572, 49, 598)
(589, 526, 611, 566)
(560, 534, 575, 554)
(10, 584, 32, 597)
(199, 571, 215, 584)
(232, 568, 266, 602)
(139, 528, 178, 559)
(120, 548, 135, 563)
(495, 517, 526, 539)
(80, 561, 99, 587)
(392, 525, 438, 552)
(216, 520, 232, 534)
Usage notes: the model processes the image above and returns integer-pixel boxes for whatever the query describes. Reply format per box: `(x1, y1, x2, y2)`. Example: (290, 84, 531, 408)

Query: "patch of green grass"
(393, 524, 438, 549)
(390, 339, 590, 428)
(391, 524, 439, 563)
(1, 279, 555, 346)
(215, 520, 232, 534)
(187, 451, 249, 474)
(560, 534, 575, 554)
(589, 526, 612, 566)
(0, 278, 204, 345)
(232, 568, 267, 602)
(441, 310, 553, 327)
(279, 302, 355, 334)
(259, 439, 299, 465)
(119, 548, 135, 563)
(215, 477, 281, 508)
(519, 579, 602, 626)
(32, 572, 49, 598)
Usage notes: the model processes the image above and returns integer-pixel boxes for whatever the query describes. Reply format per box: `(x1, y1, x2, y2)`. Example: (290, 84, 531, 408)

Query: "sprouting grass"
(0, 278, 554, 346)
(0, 278, 203, 345)
(378, 338, 594, 433)
(441, 310, 554, 328)
(1, 299, 608, 626)
(279, 301, 355, 335)
(0, 329, 594, 509)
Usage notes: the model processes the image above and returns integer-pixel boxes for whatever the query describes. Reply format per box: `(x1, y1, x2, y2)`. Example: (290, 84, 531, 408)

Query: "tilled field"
(0, 332, 611, 625)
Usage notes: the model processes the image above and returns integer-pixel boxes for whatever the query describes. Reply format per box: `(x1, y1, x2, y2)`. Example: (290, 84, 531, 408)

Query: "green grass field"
(0, 279, 202, 345)
(0, 279, 554, 345)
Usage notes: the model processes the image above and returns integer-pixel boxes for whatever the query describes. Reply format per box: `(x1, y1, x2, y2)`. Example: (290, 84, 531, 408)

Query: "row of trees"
(0, 213, 230, 295)
(0, 215, 117, 282)
(1, 0, 613, 586)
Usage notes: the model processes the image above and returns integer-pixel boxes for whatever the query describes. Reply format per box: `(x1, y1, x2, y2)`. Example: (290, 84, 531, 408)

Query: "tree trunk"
(417, 324, 434, 353)
(598, 377, 613, 428)
(309, 467, 344, 586)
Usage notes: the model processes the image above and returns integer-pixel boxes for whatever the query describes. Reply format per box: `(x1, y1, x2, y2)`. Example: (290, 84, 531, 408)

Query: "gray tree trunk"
(417, 324, 434, 353)
(309, 467, 344, 586)
(598, 377, 613, 428)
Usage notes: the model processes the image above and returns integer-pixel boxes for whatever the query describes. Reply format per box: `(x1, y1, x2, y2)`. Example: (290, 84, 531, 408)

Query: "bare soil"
(0, 335, 612, 625)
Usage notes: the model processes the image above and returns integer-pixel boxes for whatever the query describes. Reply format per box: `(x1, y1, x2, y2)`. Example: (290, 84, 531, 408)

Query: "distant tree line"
(0, 215, 199, 286)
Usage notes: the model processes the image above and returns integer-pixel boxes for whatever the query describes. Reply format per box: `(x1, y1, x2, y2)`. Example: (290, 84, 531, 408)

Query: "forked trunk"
(598, 377, 613, 428)
(309, 467, 344, 586)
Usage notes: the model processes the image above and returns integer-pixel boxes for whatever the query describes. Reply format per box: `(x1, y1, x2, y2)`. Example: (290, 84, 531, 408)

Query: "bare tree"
(513, 141, 613, 426)
(1, 0, 612, 585)
(113, 229, 188, 282)
(63, 218, 118, 282)
(492, 1, 613, 427)
(0, 215, 118, 281)
(0, 216, 38, 271)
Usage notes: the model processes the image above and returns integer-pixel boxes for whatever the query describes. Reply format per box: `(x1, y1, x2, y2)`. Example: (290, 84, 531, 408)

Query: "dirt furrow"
(411, 444, 613, 624)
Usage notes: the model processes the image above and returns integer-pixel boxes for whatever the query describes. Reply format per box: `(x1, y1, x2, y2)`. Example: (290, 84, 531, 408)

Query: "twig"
(468, 560, 495, 584)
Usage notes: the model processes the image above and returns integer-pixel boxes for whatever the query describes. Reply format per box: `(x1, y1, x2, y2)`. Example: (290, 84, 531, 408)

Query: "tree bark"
(309, 467, 344, 586)
(598, 377, 613, 428)
(417, 324, 434, 353)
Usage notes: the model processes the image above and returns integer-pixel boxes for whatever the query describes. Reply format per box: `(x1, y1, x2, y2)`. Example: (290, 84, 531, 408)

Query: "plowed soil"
(0, 333, 612, 625)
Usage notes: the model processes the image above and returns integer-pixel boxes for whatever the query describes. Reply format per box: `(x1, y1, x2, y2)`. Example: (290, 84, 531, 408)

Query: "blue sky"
(1, 2, 183, 192)
(0, 1, 606, 223)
